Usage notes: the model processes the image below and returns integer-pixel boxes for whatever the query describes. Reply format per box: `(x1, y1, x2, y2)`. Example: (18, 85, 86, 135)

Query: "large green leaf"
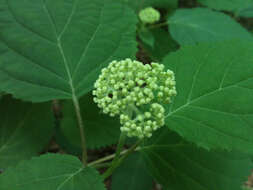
(197, 0, 253, 18)
(0, 154, 106, 190)
(0, 95, 53, 170)
(168, 8, 253, 45)
(0, 0, 137, 102)
(141, 128, 253, 190)
(56, 93, 120, 152)
(163, 41, 253, 153)
(111, 152, 153, 190)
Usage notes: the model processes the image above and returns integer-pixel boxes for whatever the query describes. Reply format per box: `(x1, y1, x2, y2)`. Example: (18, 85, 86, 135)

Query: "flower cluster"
(93, 59, 176, 138)
(139, 7, 160, 24)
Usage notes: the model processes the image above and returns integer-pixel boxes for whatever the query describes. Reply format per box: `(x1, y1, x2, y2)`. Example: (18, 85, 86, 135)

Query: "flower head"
(93, 59, 176, 138)
(139, 7, 160, 24)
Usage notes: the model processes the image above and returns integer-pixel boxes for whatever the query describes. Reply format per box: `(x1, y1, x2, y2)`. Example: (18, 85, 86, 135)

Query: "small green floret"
(139, 7, 160, 24)
(93, 59, 176, 138)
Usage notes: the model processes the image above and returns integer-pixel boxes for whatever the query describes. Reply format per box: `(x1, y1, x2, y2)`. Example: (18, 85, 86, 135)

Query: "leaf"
(139, 29, 155, 48)
(0, 0, 137, 102)
(0, 154, 106, 190)
(238, 5, 253, 18)
(120, 0, 177, 12)
(141, 128, 253, 190)
(142, 28, 179, 61)
(111, 152, 153, 190)
(56, 92, 120, 152)
(197, 0, 253, 18)
(163, 41, 253, 153)
(168, 8, 253, 45)
(0, 95, 53, 170)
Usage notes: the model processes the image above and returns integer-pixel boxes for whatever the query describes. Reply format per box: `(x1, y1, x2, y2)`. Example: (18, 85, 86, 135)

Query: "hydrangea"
(139, 7, 160, 24)
(93, 59, 176, 138)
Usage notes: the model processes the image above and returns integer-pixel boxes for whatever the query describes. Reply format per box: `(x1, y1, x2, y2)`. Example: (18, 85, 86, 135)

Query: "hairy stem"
(102, 139, 143, 180)
(72, 95, 87, 165)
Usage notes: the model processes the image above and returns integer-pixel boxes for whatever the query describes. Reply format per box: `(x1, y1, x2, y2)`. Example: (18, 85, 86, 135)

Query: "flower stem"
(101, 132, 126, 179)
(102, 139, 143, 180)
(115, 132, 127, 160)
(72, 95, 87, 165)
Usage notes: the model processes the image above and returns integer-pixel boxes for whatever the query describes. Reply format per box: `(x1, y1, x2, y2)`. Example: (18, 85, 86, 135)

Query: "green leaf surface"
(163, 41, 253, 153)
(111, 152, 153, 190)
(139, 29, 155, 48)
(0, 154, 106, 190)
(56, 93, 120, 152)
(197, 0, 253, 18)
(238, 5, 253, 18)
(141, 128, 253, 190)
(168, 8, 253, 45)
(0, 0, 137, 102)
(0, 95, 53, 170)
(142, 28, 179, 61)
(121, 0, 177, 12)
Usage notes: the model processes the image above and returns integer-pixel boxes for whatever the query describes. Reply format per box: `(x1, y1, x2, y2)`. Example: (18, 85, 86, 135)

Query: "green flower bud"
(139, 7, 160, 24)
(93, 58, 176, 138)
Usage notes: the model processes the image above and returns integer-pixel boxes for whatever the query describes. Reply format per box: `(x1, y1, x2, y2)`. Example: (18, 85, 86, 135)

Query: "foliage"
(0, 95, 53, 170)
(111, 152, 153, 190)
(141, 128, 253, 190)
(0, 154, 106, 190)
(56, 93, 120, 152)
(168, 8, 253, 45)
(163, 41, 253, 153)
(0, 0, 253, 189)
(0, 0, 137, 102)
(197, 0, 253, 18)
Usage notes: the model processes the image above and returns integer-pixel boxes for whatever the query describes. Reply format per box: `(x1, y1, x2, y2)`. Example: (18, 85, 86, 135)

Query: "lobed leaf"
(0, 95, 53, 170)
(0, 154, 106, 190)
(163, 41, 253, 153)
(0, 0, 137, 102)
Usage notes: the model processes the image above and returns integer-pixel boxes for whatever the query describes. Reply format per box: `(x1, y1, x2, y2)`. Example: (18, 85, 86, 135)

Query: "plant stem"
(100, 132, 126, 173)
(148, 22, 169, 29)
(72, 95, 87, 165)
(117, 139, 142, 164)
(114, 132, 127, 161)
(93, 162, 112, 169)
(88, 149, 129, 167)
(102, 139, 143, 180)
(101, 132, 126, 177)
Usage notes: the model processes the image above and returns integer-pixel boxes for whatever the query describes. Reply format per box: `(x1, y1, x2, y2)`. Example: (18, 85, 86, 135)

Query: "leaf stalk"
(72, 95, 88, 165)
